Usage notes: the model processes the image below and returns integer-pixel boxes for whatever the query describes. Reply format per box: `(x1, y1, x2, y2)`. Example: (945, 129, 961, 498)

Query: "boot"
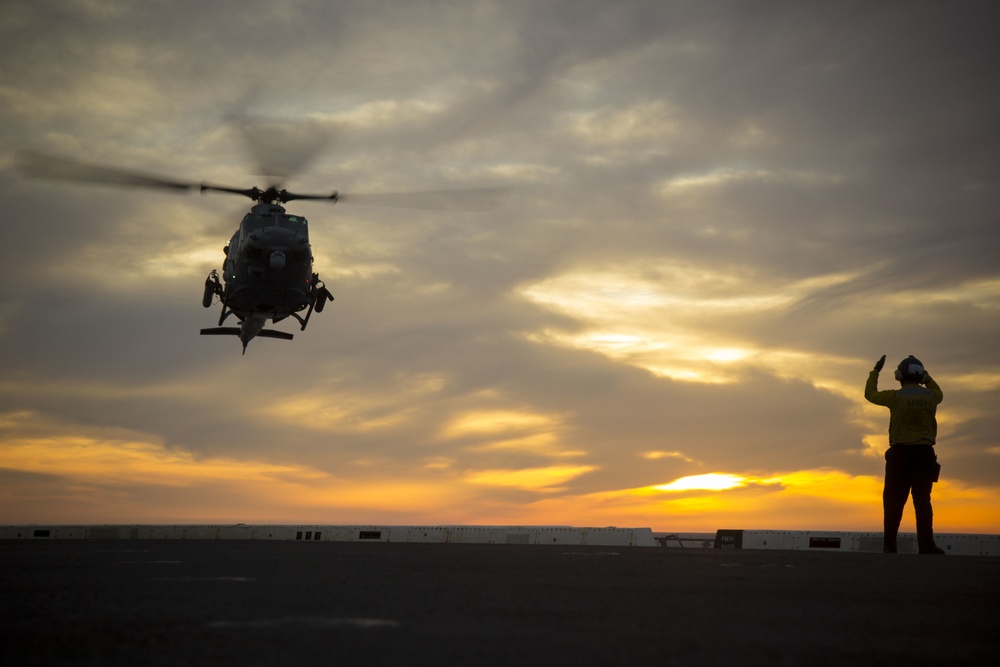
(882, 530, 897, 554)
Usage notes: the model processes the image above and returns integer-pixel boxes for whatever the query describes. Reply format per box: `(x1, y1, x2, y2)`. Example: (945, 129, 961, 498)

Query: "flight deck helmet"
(894, 355, 926, 383)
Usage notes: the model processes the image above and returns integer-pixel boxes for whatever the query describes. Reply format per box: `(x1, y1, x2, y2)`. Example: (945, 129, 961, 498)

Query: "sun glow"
(653, 473, 747, 492)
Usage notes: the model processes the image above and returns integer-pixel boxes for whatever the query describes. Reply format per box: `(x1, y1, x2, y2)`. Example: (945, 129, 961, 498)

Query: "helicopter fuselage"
(223, 203, 314, 315)
(201, 202, 332, 351)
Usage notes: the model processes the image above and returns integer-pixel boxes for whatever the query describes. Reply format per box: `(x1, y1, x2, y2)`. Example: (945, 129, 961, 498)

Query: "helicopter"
(15, 141, 505, 353)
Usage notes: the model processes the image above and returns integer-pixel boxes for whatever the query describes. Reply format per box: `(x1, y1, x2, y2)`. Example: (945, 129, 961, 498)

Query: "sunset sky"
(1, 0, 997, 534)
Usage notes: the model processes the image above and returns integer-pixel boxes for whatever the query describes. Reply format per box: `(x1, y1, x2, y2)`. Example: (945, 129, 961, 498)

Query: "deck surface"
(2, 540, 997, 665)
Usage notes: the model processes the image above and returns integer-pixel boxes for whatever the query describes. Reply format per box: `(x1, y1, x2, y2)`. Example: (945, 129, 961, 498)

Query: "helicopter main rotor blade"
(200, 183, 265, 200)
(329, 187, 511, 211)
(17, 150, 265, 203)
(16, 149, 511, 210)
(228, 114, 335, 185)
(14, 149, 196, 192)
(280, 190, 340, 203)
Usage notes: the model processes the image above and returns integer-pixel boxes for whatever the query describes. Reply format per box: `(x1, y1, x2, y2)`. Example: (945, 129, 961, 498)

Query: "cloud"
(1, 0, 998, 532)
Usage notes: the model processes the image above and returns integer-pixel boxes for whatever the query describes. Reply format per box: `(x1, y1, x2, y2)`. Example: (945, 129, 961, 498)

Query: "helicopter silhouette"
(15, 134, 505, 354)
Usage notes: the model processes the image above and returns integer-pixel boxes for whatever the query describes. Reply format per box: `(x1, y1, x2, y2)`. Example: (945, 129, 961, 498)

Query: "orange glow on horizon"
(462, 465, 597, 492)
(0, 429, 996, 534)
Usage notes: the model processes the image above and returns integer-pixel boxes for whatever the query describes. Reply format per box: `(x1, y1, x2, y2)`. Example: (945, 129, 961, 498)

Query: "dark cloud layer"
(1, 0, 997, 529)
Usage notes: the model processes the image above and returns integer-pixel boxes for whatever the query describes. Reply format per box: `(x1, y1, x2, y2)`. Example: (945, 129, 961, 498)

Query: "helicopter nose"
(269, 250, 286, 270)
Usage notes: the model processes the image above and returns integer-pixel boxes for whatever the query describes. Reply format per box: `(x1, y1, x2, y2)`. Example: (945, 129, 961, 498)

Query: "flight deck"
(2, 530, 997, 665)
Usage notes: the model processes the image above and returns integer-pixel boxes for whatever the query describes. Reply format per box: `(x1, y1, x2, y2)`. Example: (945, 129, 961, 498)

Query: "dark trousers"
(883, 445, 938, 551)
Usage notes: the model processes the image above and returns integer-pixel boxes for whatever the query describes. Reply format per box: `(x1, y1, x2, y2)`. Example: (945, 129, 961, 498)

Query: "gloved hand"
(873, 355, 886, 372)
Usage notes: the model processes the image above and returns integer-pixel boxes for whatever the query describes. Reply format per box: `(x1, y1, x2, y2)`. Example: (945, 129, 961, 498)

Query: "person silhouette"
(865, 355, 945, 554)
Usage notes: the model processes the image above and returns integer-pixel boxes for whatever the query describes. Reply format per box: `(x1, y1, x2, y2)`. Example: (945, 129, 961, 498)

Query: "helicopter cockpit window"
(282, 215, 307, 233)
(240, 215, 268, 234)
